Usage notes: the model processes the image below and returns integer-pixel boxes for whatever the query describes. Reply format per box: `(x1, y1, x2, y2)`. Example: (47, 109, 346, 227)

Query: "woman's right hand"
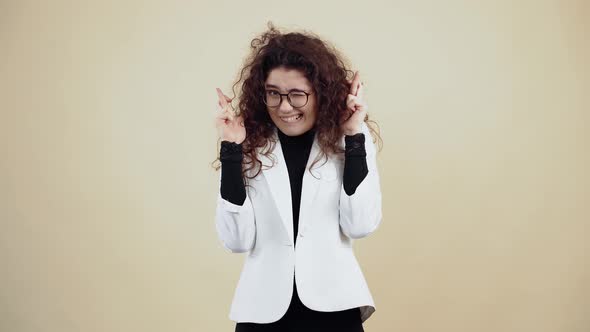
(215, 88, 246, 144)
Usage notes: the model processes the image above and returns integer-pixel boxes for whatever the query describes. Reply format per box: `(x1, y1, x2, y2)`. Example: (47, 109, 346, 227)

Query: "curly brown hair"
(213, 22, 382, 187)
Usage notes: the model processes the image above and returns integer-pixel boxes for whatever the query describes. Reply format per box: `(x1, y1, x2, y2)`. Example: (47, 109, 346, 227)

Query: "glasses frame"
(263, 90, 314, 108)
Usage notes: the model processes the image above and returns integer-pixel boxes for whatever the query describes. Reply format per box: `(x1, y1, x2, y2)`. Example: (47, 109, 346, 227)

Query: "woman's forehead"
(265, 67, 311, 90)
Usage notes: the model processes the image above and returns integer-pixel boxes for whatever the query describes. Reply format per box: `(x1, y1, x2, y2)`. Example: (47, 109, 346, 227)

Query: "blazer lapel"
(297, 135, 322, 238)
(258, 126, 323, 246)
(258, 128, 293, 245)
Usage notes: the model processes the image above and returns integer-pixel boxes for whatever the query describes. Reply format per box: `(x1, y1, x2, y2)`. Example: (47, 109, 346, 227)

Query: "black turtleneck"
(219, 127, 368, 244)
(277, 127, 316, 244)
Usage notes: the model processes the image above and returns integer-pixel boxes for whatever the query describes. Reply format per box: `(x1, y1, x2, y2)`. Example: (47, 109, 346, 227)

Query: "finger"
(217, 98, 231, 110)
(221, 89, 233, 103)
(216, 88, 229, 108)
(347, 95, 358, 111)
(225, 108, 235, 121)
(215, 117, 228, 127)
(356, 81, 364, 99)
(218, 89, 236, 120)
(355, 105, 367, 117)
(216, 109, 231, 120)
(347, 94, 368, 113)
(216, 102, 235, 121)
(350, 71, 361, 96)
(349, 72, 357, 95)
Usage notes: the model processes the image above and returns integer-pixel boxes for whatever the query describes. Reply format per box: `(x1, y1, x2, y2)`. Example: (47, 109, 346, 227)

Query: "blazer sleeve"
(214, 142, 256, 254)
(339, 121, 383, 239)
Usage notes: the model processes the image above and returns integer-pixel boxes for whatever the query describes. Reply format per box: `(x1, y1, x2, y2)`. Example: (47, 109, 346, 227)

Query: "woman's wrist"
(343, 129, 362, 136)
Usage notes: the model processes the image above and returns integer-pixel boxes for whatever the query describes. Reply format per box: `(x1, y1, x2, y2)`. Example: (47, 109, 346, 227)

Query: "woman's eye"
(267, 91, 278, 95)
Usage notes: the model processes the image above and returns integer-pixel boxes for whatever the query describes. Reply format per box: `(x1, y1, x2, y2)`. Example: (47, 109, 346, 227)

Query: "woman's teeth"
(280, 114, 303, 123)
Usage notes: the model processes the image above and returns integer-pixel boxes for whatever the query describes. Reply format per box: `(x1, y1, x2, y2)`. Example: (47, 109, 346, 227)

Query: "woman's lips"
(280, 113, 303, 123)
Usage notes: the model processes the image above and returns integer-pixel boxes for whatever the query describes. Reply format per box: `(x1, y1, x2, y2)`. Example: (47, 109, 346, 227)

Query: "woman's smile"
(279, 113, 304, 123)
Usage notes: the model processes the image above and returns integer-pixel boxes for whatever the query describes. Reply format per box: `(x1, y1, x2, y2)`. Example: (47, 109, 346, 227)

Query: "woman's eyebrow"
(264, 84, 307, 92)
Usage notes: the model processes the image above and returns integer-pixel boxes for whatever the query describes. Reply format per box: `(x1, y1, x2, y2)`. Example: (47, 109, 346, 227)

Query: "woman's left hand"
(340, 70, 368, 136)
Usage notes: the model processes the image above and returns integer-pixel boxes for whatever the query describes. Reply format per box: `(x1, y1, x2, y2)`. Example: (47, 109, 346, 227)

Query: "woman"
(213, 23, 383, 332)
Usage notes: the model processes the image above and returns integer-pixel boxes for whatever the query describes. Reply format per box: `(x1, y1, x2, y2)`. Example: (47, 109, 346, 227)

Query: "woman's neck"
(277, 126, 316, 146)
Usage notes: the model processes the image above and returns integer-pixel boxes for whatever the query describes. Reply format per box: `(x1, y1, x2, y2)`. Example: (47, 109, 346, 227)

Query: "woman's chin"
(277, 123, 313, 136)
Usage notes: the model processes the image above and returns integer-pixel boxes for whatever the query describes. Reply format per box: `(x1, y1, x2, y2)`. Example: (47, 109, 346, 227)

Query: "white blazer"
(215, 121, 382, 324)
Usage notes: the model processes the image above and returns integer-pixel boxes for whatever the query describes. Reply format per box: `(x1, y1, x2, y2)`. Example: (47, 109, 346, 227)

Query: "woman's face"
(264, 66, 318, 136)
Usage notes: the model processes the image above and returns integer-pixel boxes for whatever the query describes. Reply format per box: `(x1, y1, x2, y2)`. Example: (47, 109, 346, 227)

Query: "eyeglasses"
(263, 90, 313, 108)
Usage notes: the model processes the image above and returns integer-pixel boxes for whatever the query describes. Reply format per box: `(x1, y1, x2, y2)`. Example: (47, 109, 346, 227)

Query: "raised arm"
(214, 88, 255, 253)
(339, 121, 382, 239)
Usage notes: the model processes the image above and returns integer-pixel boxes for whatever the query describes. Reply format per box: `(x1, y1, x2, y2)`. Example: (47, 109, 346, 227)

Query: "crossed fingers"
(216, 87, 234, 122)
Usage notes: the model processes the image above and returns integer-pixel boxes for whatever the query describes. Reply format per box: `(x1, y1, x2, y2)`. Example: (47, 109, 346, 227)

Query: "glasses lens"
(288, 92, 308, 107)
(265, 91, 281, 107)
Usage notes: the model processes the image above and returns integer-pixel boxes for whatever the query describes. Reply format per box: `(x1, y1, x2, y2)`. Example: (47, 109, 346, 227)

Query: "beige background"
(1, 0, 589, 331)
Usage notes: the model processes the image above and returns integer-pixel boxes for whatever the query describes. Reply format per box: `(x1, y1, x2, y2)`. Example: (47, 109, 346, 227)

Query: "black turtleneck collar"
(277, 126, 316, 147)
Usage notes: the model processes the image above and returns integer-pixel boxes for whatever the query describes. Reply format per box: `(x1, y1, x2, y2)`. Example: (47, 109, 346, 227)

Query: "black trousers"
(235, 280, 364, 332)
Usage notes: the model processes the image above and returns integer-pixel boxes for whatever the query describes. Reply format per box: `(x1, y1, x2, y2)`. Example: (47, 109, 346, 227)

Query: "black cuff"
(344, 133, 367, 157)
(343, 133, 368, 196)
(219, 141, 246, 206)
(220, 141, 244, 163)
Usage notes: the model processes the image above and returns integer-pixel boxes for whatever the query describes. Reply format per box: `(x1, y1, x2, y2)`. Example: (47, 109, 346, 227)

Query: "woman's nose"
(278, 96, 293, 112)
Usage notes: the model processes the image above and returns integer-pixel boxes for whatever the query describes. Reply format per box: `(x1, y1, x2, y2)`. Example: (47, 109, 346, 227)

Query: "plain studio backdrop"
(1, 1, 588, 331)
